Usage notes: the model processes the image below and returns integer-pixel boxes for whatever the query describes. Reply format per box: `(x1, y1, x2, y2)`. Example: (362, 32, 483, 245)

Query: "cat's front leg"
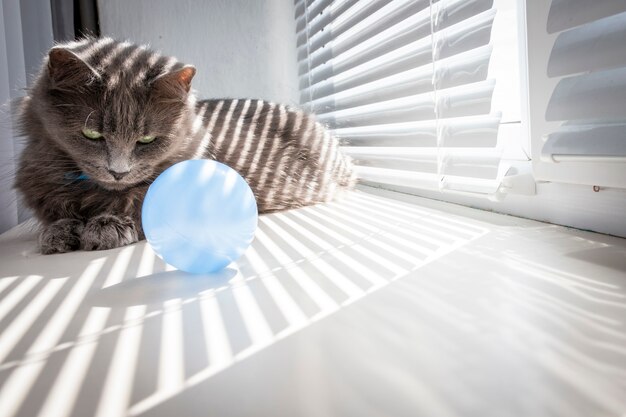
(81, 214, 139, 251)
(40, 218, 85, 254)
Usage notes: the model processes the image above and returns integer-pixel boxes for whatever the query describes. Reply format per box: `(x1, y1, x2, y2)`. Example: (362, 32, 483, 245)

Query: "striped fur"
(15, 37, 355, 253)
(192, 98, 354, 211)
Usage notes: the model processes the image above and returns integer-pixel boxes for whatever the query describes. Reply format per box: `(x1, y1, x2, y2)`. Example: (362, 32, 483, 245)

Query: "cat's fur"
(15, 37, 355, 254)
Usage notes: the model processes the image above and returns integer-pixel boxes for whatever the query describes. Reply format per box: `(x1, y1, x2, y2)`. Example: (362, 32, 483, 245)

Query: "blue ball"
(142, 160, 258, 274)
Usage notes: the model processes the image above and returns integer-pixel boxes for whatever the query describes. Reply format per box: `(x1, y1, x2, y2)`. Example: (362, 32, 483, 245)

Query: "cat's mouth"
(91, 173, 136, 190)
(85, 165, 143, 190)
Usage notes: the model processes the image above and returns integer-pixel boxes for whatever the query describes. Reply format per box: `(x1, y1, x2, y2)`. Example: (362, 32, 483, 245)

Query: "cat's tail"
(336, 153, 358, 190)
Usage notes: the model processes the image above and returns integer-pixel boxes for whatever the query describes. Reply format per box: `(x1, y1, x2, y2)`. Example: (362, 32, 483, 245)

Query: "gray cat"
(15, 37, 354, 254)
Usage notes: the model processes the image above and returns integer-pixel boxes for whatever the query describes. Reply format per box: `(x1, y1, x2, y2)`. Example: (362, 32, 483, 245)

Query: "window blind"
(295, 0, 526, 198)
(527, 0, 626, 188)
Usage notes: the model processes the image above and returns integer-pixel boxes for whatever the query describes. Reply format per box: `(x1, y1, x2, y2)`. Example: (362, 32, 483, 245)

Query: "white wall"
(98, 0, 301, 105)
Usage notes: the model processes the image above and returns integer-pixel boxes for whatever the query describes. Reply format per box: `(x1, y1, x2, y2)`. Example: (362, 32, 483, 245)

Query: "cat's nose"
(108, 169, 130, 181)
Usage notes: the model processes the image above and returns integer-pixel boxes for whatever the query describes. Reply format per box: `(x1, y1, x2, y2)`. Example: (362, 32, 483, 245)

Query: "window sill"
(0, 186, 625, 416)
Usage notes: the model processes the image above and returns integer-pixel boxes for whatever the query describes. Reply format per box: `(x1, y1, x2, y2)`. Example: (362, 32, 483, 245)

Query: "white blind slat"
(354, 167, 440, 190)
(547, 0, 626, 33)
(343, 147, 502, 179)
(434, 45, 492, 90)
(334, 115, 501, 148)
(546, 67, 626, 121)
(433, 8, 496, 61)
(355, 167, 503, 195)
(547, 11, 626, 77)
(541, 123, 626, 162)
(317, 94, 437, 128)
(432, 0, 494, 33)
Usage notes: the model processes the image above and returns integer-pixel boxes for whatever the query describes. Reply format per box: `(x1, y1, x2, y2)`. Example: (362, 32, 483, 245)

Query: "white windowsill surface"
(0, 186, 625, 417)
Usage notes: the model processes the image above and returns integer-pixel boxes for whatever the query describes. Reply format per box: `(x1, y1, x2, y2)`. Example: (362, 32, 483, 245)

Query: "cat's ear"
(47, 48, 99, 89)
(152, 65, 196, 98)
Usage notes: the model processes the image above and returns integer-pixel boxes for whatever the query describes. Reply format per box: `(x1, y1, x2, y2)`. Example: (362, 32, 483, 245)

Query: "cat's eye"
(81, 128, 103, 140)
(138, 135, 156, 144)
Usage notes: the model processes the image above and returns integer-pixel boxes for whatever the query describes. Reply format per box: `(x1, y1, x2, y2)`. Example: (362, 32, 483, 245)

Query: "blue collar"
(64, 172, 90, 182)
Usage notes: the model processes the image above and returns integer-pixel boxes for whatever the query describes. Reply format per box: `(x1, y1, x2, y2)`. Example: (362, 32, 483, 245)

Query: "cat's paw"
(40, 219, 85, 254)
(81, 214, 138, 251)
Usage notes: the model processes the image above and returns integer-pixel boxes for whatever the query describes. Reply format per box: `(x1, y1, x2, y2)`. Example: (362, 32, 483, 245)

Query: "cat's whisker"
(52, 104, 94, 109)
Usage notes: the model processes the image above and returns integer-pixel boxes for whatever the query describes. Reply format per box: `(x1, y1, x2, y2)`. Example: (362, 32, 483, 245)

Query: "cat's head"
(28, 38, 196, 190)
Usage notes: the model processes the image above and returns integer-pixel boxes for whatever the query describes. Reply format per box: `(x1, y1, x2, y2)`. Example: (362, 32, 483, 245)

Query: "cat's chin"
(98, 180, 135, 191)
